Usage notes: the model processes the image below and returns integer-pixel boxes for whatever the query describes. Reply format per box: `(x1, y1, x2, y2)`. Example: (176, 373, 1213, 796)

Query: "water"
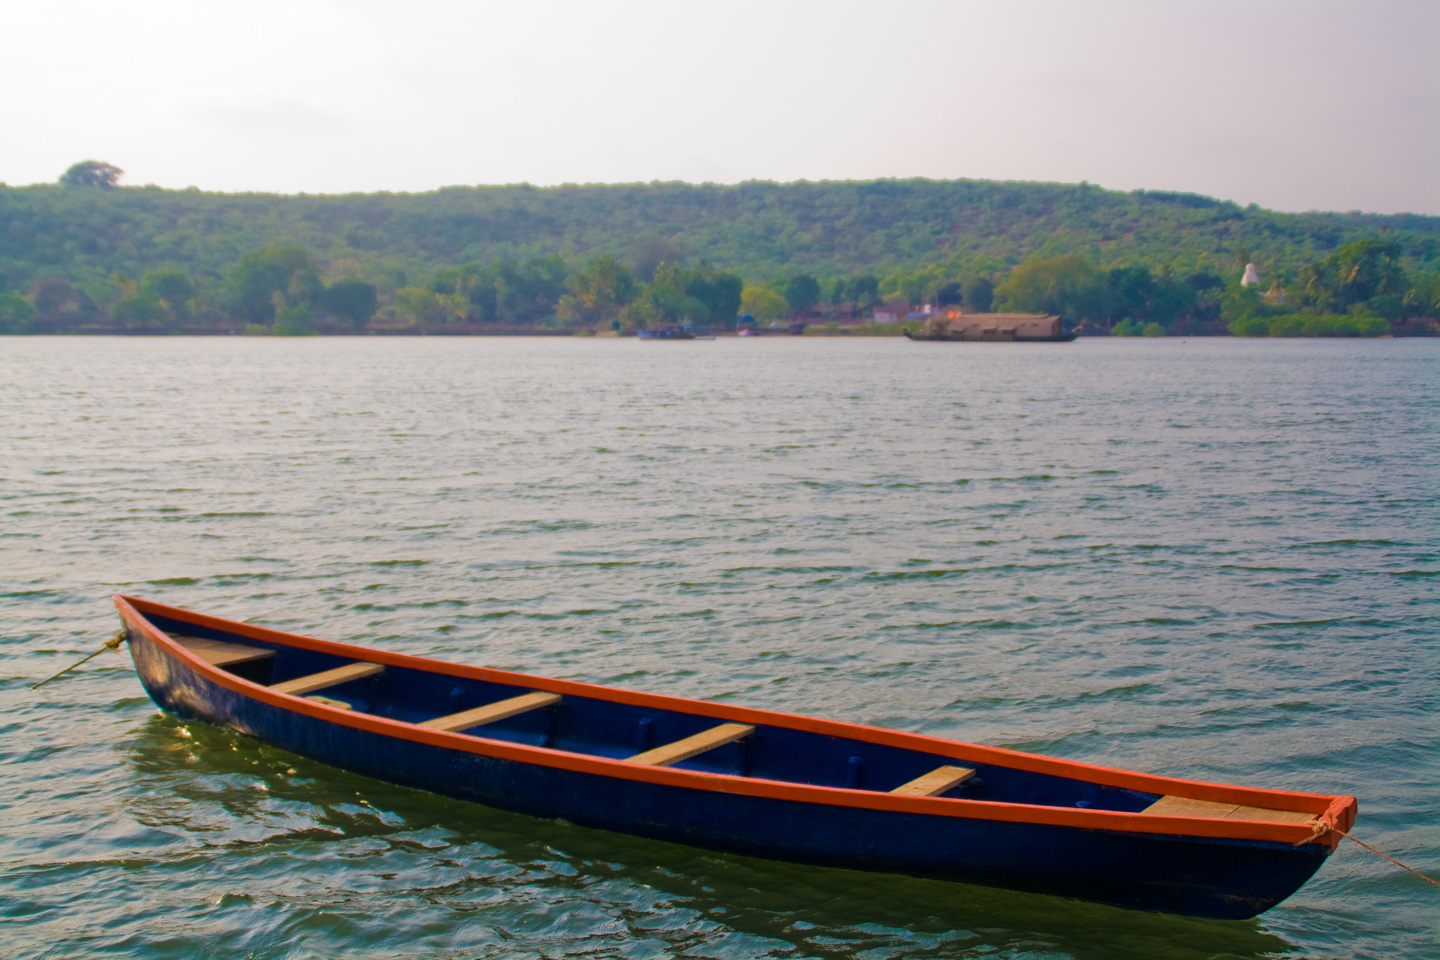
(2, 336, 1435, 959)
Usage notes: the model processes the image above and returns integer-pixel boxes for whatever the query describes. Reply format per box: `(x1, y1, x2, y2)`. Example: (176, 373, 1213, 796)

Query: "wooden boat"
(904, 312, 1078, 342)
(903, 329, 1078, 343)
(114, 595, 1356, 919)
(637, 326, 697, 340)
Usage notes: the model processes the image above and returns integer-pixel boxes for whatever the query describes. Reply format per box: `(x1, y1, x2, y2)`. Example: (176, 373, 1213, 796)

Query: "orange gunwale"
(115, 595, 1355, 845)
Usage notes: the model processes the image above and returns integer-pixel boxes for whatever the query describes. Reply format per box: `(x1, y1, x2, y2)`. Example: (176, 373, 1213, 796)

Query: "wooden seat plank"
(171, 634, 275, 668)
(1145, 796, 1239, 818)
(628, 722, 754, 767)
(418, 691, 561, 732)
(890, 765, 977, 797)
(306, 695, 354, 711)
(271, 662, 384, 697)
(1225, 803, 1320, 825)
(1145, 794, 1316, 824)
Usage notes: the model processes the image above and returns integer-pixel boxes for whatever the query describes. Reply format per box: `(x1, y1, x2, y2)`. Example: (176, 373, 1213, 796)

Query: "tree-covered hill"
(4, 177, 1437, 293)
(1, 174, 1437, 336)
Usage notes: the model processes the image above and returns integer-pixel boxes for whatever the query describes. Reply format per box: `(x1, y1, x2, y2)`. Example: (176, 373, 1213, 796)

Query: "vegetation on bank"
(1, 162, 1437, 336)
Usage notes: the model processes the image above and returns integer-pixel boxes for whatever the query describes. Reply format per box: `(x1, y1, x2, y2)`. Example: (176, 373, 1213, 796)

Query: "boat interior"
(146, 615, 1318, 825)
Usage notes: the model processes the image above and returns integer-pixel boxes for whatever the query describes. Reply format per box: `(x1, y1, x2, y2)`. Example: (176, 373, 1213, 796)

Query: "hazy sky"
(2, 0, 1436, 214)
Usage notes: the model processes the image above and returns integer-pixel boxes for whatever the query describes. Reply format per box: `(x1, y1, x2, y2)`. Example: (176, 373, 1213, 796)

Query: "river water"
(1, 336, 1435, 959)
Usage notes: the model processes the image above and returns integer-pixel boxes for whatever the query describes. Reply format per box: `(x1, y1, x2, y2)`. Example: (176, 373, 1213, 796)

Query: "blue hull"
(119, 606, 1345, 920)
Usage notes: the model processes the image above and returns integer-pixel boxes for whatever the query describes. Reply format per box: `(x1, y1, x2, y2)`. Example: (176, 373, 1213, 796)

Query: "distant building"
(1241, 263, 1260, 287)
(873, 300, 910, 324)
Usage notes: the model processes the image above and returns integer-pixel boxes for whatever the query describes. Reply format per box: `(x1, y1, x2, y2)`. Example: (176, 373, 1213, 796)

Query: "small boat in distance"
(905, 311, 1079, 342)
(637, 322, 707, 340)
(736, 315, 807, 336)
(113, 595, 1355, 919)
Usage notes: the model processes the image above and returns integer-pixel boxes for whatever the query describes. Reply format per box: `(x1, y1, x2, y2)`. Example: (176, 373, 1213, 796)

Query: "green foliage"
(59, 161, 123, 189)
(671, 263, 742, 326)
(1228, 313, 1390, 337)
(1291, 239, 1407, 317)
(962, 276, 994, 312)
(325, 279, 379, 329)
(1142, 322, 1166, 337)
(632, 262, 711, 327)
(272, 303, 316, 335)
(784, 274, 821, 312)
(562, 255, 636, 326)
(110, 295, 169, 331)
(0, 177, 1436, 334)
(1221, 284, 1268, 323)
(394, 285, 456, 325)
(741, 286, 788, 322)
(994, 254, 1109, 321)
(830, 274, 880, 309)
(228, 244, 322, 323)
(1112, 318, 1143, 336)
(140, 268, 193, 307)
(0, 293, 35, 333)
(138, 269, 193, 321)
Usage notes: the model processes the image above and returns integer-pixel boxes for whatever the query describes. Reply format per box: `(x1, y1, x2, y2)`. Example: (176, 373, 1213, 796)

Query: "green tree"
(784, 274, 821, 313)
(962, 276, 994, 312)
(741, 286, 788, 322)
(139, 269, 194, 320)
(395, 286, 459, 325)
(830, 275, 880, 310)
(272, 303, 316, 335)
(633, 262, 709, 326)
(681, 267, 742, 325)
(994, 254, 1109, 322)
(1291, 240, 1406, 315)
(1108, 266, 1155, 321)
(630, 236, 681, 283)
(0, 293, 36, 334)
(111, 295, 168, 331)
(227, 245, 322, 323)
(1221, 283, 1267, 323)
(494, 255, 567, 322)
(325, 279, 379, 329)
(565, 255, 637, 324)
(59, 160, 123, 188)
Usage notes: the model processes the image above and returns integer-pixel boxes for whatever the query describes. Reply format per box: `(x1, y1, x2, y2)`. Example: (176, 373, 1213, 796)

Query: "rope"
(30, 629, 128, 690)
(1337, 829, 1440, 890)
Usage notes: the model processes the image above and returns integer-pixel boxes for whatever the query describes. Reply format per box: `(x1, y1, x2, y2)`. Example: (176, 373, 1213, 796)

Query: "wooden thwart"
(629, 722, 755, 767)
(171, 634, 275, 668)
(418, 691, 561, 732)
(891, 765, 977, 797)
(306, 695, 354, 711)
(272, 662, 384, 697)
(1144, 795, 1317, 825)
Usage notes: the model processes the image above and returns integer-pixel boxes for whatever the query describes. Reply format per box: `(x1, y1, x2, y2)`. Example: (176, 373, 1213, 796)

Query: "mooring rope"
(1336, 829, 1440, 890)
(30, 629, 127, 690)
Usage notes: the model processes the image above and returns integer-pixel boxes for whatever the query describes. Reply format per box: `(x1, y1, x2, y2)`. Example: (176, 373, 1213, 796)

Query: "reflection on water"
(110, 715, 1295, 960)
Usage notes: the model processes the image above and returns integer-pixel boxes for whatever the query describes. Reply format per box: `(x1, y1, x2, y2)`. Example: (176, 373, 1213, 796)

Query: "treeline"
(5, 235, 1434, 337)
(1, 163, 1438, 335)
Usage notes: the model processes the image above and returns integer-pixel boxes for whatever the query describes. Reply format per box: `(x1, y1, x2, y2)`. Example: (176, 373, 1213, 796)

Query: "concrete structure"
(872, 300, 911, 324)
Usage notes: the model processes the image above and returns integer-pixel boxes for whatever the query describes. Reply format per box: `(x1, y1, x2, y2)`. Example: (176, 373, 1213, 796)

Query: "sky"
(1, 0, 1436, 214)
